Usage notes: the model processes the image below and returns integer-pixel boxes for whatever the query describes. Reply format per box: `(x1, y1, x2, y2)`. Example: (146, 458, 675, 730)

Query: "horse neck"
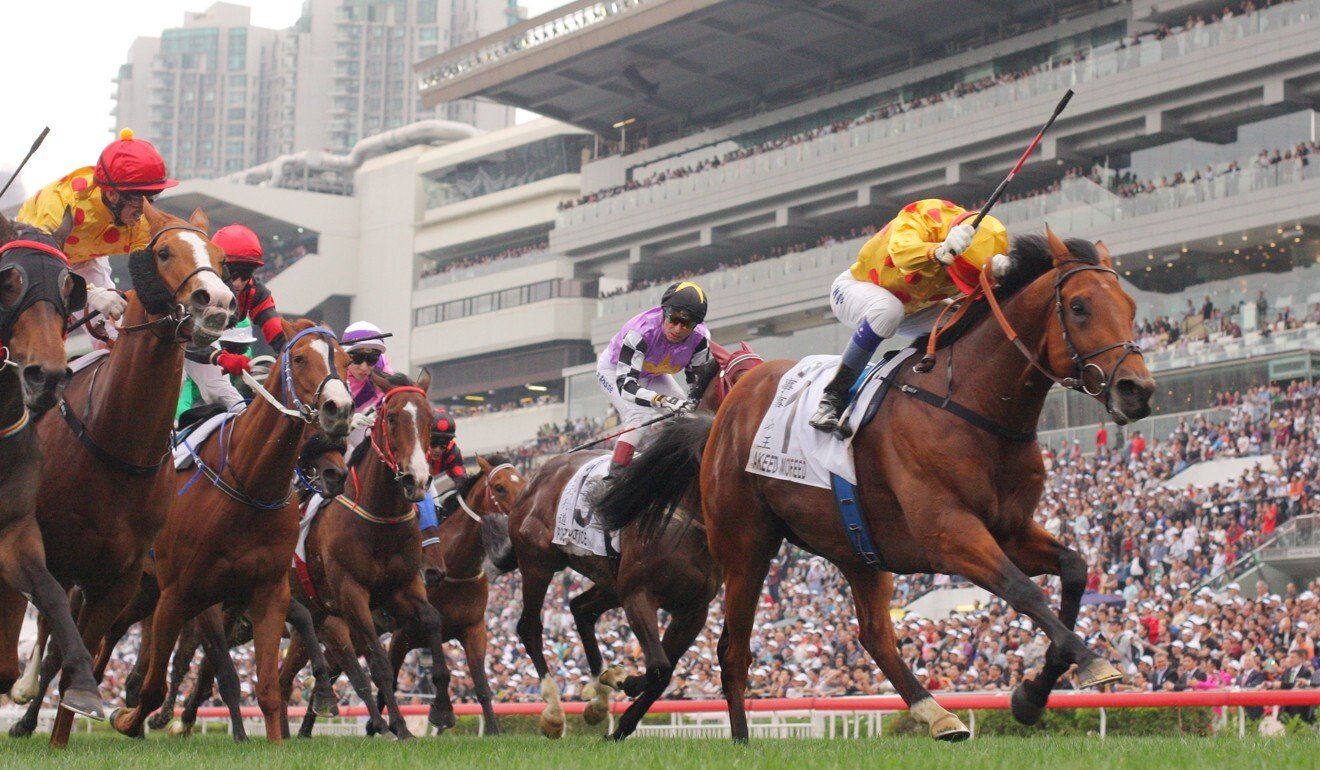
(224, 367, 306, 500)
(438, 483, 485, 578)
(943, 275, 1060, 434)
(349, 435, 412, 519)
(93, 296, 185, 462)
(0, 367, 24, 446)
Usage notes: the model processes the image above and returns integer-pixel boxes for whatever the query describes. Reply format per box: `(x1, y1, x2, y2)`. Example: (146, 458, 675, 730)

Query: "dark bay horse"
(277, 370, 454, 740)
(0, 211, 107, 720)
(109, 320, 352, 742)
(0, 204, 235, 747)
(511, 342, 761, 739)
(369, 455, 525, 736)
(605, 231, 1155, 742)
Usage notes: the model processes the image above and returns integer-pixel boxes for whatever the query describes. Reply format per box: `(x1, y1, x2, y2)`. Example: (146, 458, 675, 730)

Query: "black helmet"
(660, 281, 708, 324)
(432, 407, 457, 443)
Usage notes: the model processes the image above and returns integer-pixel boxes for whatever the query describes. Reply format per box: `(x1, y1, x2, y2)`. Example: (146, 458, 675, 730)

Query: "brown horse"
(0, 211, 107, 721)
(109, 319, 352, 742)
(0, 204, 235, 747)
(604, 231, 1155, 742)
(276, 369, 454, 739)
(511, 342, 762, 739)
(363, 455, 526, 736)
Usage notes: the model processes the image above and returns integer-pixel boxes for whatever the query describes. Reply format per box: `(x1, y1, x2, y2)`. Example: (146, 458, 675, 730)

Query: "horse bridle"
(368, 385, 429, 484)
(978, 259, 1144, 413)
(715, 350, 764, 402)
(0, 238, 87, 366)
(278, 326, 343, 423)
(117, 225, 222, 341)
(454, 462, 518, 522)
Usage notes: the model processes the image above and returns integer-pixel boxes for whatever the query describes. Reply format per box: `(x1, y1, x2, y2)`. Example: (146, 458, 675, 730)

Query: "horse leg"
(173, 650, 215, 738)
(844, 566, 969, 740)
(391, 584, 455, 733)
(149, 620, 200, 731)
(572, 584, 622, 725)
(113, 574, 160, 710)
(7, 609, 61, 738)
(1000, 522, 1092, 725)
(194, 604, 248, 742)
(609, 593, 699, 742)
(0, 526, 103, 721)
(319, 615, 390, 737)
(284, 599, 338, 717)
(458, 624, 500, 735)
(3, 592, 43, 705)
(53, 576, 141, 747)
(515, 566, 563, 738)
(928, 513, 1119, 699)
(110, 586, 197, 741)
(248, 579, 292, 743)
(277, 627, 309, 740)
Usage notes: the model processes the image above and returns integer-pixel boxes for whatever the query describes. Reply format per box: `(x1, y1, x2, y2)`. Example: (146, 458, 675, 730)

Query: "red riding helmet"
(93, 129, 179, 193)
(433, 408, 457, 442)
(212, 224, 264, 266)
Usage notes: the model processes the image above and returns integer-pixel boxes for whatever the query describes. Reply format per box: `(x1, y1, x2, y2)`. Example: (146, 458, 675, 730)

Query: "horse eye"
(156, 247, 170, 261)
(293, 354, 305, 364)
(1070, 300, 1086, 315)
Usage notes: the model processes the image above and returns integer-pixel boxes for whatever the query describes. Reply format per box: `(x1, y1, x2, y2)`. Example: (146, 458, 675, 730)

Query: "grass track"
(1, 733, 1314, 769)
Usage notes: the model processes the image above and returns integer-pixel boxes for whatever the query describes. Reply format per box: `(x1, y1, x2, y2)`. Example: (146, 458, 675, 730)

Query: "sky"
(0, 0, 571, 202)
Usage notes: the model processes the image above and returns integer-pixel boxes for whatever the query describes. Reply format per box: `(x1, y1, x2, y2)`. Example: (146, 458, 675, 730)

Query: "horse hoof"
(539, 714, 566, 739)
(1077, 658, 1123, 690)
(312, 692, 339, 717)
(167, 719, 194, 738)
(110, 708, 145, 739)
(930, 713, 971, 742)
(392, 725, 415, 741)
(147, 711, 172, 731)
(583, 699, 610, 726)
(428, 705, 456, 731)
(61, 688, 107, 721)
(8, 719, 34, 738)
(1010, 682, 1047, 726)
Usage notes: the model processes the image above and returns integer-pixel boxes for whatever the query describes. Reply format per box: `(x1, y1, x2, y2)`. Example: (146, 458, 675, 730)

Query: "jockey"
(343, 320, 393, 414)
(212, 223, 287, 350)
(809, 199, 1010, 437)
(597, 281, 712, 475)
(176, 319, 255, 426)
(428, 407, 472, 516)
(17, 128, 178, 342)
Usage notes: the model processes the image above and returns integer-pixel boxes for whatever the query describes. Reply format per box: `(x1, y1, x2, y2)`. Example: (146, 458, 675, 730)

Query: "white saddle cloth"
(745, 351, 913, 489)
(172, 410, 241, 470)
(552, 454, 618, 558)
(294, 493, 332, 565)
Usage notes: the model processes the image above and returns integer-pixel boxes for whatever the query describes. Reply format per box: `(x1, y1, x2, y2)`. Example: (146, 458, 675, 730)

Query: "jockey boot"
(809, 362, 861, 438)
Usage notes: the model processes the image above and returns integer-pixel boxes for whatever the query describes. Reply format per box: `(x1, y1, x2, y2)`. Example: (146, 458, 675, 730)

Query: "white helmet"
(342, 320, 388, 353)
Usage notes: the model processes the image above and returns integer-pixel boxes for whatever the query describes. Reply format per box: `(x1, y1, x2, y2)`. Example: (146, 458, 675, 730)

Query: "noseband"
(116, 225, 222, 341)
(280, 326, 343, 422)
(455, 462, 518, 522)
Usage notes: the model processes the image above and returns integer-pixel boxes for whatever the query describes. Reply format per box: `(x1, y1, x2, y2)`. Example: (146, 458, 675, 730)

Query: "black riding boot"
(809, 362, 861, 438)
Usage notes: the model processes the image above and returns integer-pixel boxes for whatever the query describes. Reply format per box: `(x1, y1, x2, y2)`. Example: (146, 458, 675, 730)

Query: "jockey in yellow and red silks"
(810, 199, 1010, 437)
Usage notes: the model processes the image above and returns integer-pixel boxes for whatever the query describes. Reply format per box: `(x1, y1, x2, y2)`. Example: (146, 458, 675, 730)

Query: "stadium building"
(155, 0, 1320, 457)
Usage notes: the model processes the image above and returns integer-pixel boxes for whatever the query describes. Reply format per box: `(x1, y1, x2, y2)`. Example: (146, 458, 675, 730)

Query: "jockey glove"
(215, 351, 251, 377)
(86, 285, 128, 319)
(934, 223, 976, 266)
(653, 394, 692, 414)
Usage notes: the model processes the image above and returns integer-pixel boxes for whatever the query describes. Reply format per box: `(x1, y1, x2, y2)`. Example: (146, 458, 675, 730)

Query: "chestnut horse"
(0, 204, 235, 747)
(109, 320, 353, 742)
(604, 231, 1155, 742)
(0, 211, 107, 720)
(511, 342, 762, 739)
(276, 370, 454, 739)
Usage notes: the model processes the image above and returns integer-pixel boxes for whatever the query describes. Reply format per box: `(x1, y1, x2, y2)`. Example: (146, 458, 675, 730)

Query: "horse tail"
(481, 514, 518, 574)
(596, 413, 713, 541)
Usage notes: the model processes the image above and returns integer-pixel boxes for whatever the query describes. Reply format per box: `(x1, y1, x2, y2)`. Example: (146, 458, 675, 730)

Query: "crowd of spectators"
(558, 0, 1299, 214)
(253, 241, 311, 284)
(418, 242, 550, 281)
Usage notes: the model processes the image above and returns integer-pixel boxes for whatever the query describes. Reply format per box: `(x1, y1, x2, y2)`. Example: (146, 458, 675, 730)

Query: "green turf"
(0, 732, 1314, 769)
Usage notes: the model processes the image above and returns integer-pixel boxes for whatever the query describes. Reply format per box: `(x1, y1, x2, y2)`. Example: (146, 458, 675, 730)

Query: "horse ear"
(476, 455, 492, 476)
(416, 367, 431, 393)
(189, 207, 210, 233)
(1095, 240, 1114, 268)
(49, 207, 76, 248)
(1045, 224, 1070, 263)
(0, 210, 17, 245)
(369, 368, 392, 391)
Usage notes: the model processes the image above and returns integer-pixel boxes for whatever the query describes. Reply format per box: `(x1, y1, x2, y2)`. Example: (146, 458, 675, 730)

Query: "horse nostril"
(228, 296, 238, 314)
(190, 288, 211, 307)
(323, 468, 345, 487)
(22, 365, 46, 389)
(321, 400, 341, 417)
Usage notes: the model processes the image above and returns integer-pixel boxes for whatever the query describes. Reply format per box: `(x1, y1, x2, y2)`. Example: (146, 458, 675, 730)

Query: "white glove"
(934, 223, 976, 266)
(653, 394, 690, 414)
(86, 285, 127, 319)
(350, 412, 376, 431)
(990, 253, 1012, 277)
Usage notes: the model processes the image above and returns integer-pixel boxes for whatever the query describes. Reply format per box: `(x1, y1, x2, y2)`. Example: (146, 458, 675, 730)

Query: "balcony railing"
(557, 0, 1320, 228)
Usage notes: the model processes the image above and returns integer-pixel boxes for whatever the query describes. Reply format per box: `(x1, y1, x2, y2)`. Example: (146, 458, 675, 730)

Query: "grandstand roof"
(417, 0, 1057, 136)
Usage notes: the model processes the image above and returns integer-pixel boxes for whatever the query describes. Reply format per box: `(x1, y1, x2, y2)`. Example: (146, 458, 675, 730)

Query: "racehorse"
(601, 231, 1154, 741)
(0, 204, 235, 747)
(0, 211, 107, 721)
(512, 342, 762, 739)
(109, 319, 353, 742)
(275, 369, 455, 740)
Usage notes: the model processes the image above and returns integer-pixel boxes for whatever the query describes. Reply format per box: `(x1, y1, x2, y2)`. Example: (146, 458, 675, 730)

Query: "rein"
(440, 463, 517, 583)
(337, 385, 430, 525)
(241, 326, 342, 423)
(178, 414, 292, 510)
(336, 467, 417, 524)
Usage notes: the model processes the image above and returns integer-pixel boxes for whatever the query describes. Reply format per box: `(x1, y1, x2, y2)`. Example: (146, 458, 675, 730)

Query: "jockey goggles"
(349, 350, 381, 366)
(664, 308, 698, 329)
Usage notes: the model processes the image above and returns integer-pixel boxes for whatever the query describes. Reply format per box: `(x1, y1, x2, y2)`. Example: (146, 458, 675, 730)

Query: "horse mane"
(910, 234, 1100, 353)
(346, 435, 372, 468)
(478, 452, 513, 471)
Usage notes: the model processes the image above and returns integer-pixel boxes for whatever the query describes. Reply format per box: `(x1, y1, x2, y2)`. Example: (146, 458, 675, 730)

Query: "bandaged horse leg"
(571, 585, 622, 726)
(9, 617, 45, 705)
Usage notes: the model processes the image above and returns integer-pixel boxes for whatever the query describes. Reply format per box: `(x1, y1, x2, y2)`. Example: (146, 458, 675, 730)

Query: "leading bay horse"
(604, 231, 1155, 741)
(512, 342, 762, 740)
(109, 320, 353, 742)
(0, 204, 235, 747)
(0, 211, 107, 720)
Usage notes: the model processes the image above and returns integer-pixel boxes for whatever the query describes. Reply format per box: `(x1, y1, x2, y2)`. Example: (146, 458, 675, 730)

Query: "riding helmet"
(213, 224, 264, 266)
(660, 281, 708, 324)
(94, 128, 179, 193)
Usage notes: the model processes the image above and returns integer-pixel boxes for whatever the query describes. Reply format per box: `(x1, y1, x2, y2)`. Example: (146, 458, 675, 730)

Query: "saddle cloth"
(745, 350, 914, 489)
(172, 410, 240, 470)
(294, 493, 332, 565)
(552, 454, 618, 558)
(67, 348, 109, 376)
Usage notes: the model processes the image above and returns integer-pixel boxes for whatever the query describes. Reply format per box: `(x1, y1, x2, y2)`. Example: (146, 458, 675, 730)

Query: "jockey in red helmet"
(428, 407, 467, 484)
(17, 128, 179, 341)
